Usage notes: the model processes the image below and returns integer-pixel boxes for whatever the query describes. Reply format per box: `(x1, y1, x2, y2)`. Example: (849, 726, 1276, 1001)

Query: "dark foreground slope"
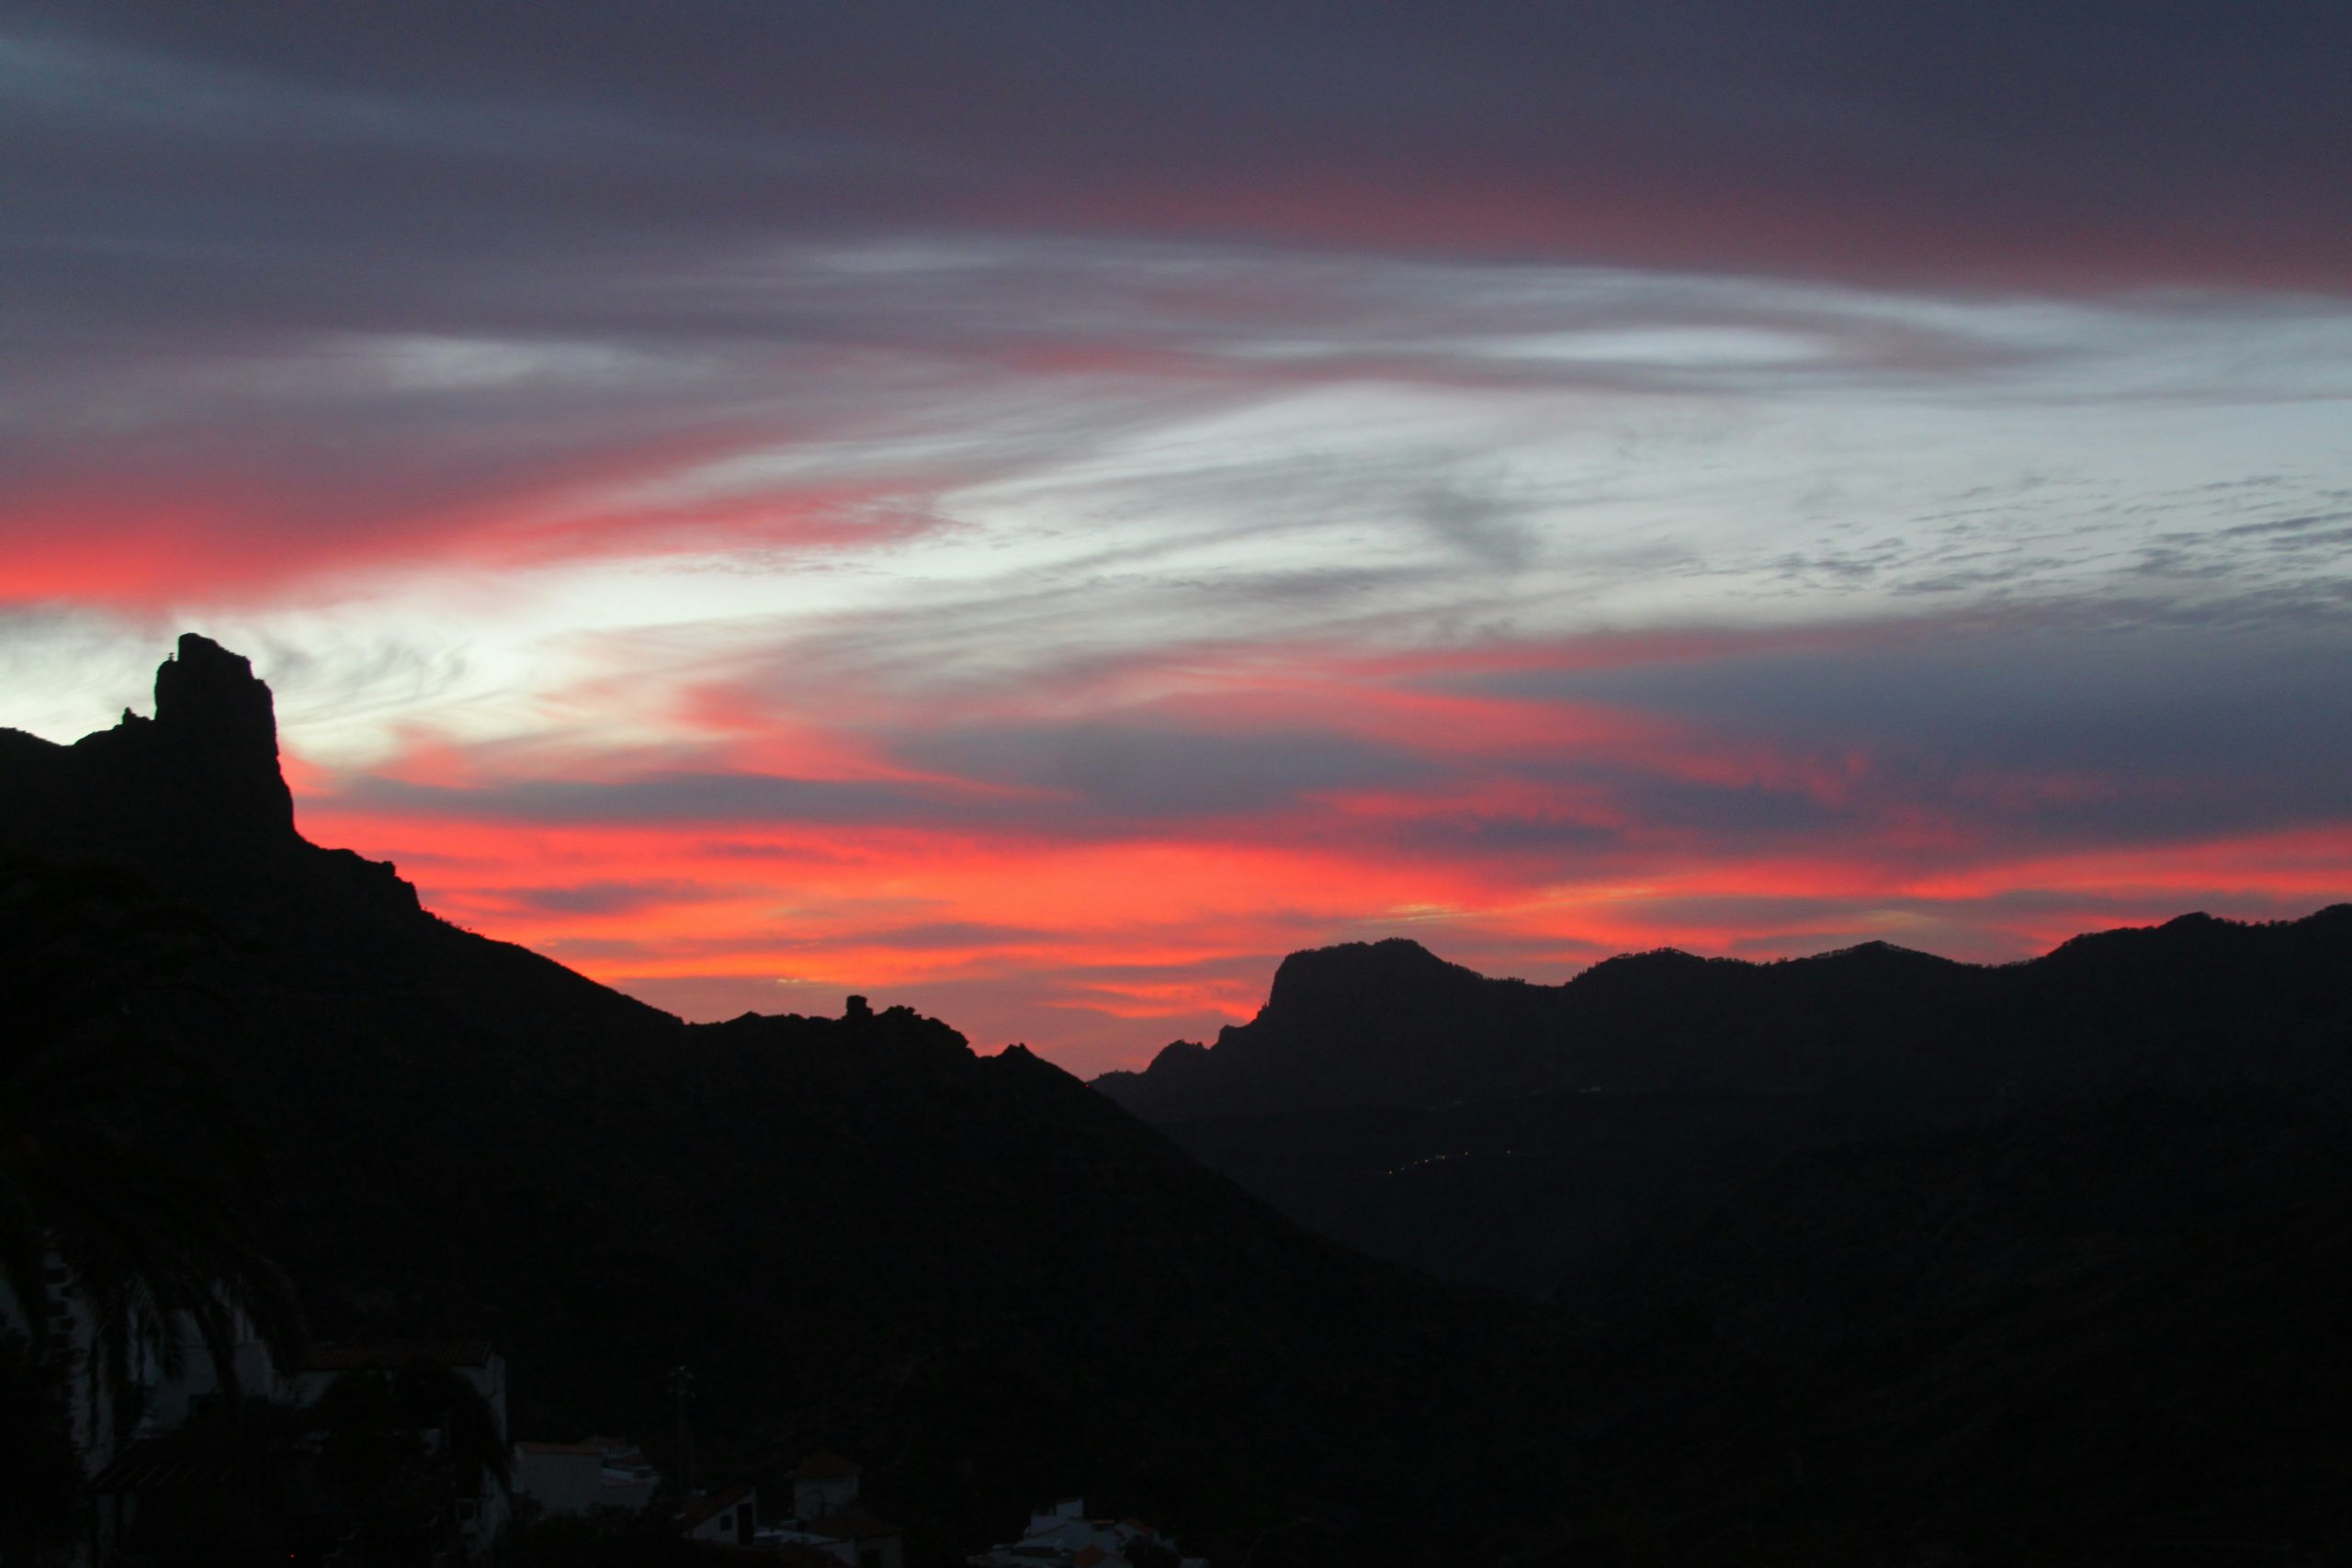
(0, 637, 1595, 1566)
(1096, 919, 2352, 1294)
(1086, 919, 2352, 1562)
(1555, 1089, 2352, 1564)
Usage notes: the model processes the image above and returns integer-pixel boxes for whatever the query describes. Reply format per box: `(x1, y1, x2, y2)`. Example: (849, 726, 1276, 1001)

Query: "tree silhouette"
(0, 857, 305, 1436)
(308, 1354, 514, 1562)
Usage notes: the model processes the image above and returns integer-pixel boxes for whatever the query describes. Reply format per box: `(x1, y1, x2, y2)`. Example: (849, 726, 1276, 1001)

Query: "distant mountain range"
(1098, 914, 2352, 1120)
(11, 636, 2352, 1564)
(1092, 912, 2352, 1295)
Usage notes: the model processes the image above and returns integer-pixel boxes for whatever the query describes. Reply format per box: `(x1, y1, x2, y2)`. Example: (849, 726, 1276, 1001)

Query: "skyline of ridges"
(20, 629, 2352, 1076)
(6, 3, 2349, 1072)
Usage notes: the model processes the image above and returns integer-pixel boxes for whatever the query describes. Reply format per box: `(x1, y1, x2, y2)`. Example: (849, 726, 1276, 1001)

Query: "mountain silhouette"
(0, 638, 1595, 1566)
(1093, 912, 2352, 1295)
(1097, 918, 2352, 1121)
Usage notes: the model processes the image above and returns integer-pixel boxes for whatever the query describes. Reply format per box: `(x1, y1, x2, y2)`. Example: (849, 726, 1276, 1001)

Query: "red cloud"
(0, 419, 948, 612)
(288, 648, 2352, 1077)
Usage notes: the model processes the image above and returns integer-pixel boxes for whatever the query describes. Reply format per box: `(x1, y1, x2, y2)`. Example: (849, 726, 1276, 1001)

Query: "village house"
(4, 1265, 323, 1556)
(781, 1506, 907, 1568)
(681, 1483, 761, 1546)
(80, 1304, 296, 1558)
(967, 1497, 1204, 1568)
(0, 1258, 270, 1477)
(791, 1450, 865, 1519)
(514, 1435, 662, 1518)
(749, 1450, 908, 1568)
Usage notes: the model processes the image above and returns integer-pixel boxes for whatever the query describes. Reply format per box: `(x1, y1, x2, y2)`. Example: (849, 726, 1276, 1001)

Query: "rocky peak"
(1262, 937, 1471, 1018)
(154, 633, 281, 761)
(135, 632, 296, 840)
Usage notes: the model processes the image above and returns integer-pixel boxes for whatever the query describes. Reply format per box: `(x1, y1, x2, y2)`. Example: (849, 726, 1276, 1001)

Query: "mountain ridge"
(1094, 907, 2352, 1124)
(1091, 905, 2352, 1301)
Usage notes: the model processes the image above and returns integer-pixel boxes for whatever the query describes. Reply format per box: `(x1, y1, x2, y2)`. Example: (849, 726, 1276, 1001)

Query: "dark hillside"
(1159, 1088, 1892, 1298)
(1555, 1089, 2352, 1563)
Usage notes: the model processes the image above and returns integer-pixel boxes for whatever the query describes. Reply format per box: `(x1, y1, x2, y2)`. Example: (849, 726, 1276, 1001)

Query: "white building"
(793, 1450, 864, 1518)
(514, 1442, 606, 1517)
(967, 1497, 1204, 1568)
(514, 1435, 661, 1518)
(5, 1261, 300, 1559)
(681, 1483, 760, 1545)
(753, 1451, 907, 1568)
(132, 1307, 281, 1437)
(788, 1508, 907, 1568)
(0, 1258, 280, 1473)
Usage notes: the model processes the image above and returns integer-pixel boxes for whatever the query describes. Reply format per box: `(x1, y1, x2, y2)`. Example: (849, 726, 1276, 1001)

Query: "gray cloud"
(1475, 615, 2352, 856)
(7, 1, 2349, 608)
(899, 723, 1441, 819)
(336, 715, 1442, 829)
(11, 1, 2348, 290)
(344, 769, 969, 828)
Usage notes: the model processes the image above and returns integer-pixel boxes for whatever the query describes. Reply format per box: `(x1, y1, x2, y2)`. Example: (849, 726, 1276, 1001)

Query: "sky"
(5, 2, 2351, 1075)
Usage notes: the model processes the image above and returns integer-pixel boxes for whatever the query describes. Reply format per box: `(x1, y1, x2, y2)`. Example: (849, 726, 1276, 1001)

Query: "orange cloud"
(291, 717, 2352, 1079)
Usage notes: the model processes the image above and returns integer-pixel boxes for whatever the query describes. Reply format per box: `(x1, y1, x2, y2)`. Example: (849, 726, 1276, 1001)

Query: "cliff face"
(146, 631, 298, 837)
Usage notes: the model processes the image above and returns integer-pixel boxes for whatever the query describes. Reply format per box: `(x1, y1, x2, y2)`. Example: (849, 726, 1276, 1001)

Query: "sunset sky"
(6, 3, 2351, 1074)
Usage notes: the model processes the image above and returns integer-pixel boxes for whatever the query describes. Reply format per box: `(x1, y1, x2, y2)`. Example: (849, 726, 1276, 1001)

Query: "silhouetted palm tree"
(0, 857, 304, 1427)
(310, 1354, 514, 1562)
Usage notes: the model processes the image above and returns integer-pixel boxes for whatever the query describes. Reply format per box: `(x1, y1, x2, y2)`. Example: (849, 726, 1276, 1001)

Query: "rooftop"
(680, 1483, 755, 1532)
